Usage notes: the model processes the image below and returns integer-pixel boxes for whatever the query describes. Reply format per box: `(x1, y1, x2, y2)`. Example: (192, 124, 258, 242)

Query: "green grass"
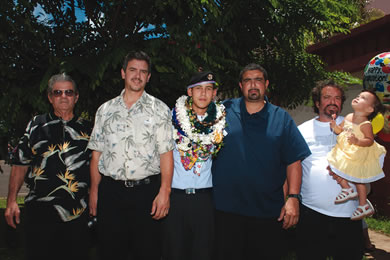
(0, 197, 24, 209)
(366, 215, 390, 235)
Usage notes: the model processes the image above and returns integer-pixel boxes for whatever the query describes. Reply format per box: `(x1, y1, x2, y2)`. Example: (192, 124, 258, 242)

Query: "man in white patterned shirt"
(88, 51, 174, 260)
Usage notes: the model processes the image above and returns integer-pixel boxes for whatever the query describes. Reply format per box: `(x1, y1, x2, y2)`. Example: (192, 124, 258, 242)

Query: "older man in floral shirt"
(5, 73, 92, 260)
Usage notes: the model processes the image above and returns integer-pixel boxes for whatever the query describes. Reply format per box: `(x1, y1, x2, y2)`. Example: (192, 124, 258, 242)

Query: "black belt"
(102, 174, 159, 188)
(171, 188, 212, 195)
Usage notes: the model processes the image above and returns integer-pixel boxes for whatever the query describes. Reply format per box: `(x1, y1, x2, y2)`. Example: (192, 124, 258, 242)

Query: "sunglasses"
(51, 89, 75, 97)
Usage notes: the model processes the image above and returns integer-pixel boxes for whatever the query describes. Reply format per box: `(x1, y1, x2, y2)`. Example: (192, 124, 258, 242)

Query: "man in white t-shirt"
(297, 80, 363, 260)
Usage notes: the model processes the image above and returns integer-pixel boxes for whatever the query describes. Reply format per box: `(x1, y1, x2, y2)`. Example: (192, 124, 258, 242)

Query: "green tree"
(0, 0, 368, 154)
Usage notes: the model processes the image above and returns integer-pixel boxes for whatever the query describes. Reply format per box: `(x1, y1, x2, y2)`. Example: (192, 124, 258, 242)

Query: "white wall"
(369, 0, 390, 14)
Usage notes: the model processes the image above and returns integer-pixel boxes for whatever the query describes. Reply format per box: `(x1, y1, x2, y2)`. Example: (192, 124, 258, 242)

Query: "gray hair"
(47, 73, 77, 95)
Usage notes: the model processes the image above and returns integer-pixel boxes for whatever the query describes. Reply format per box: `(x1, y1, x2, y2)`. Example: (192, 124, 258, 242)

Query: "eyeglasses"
(51, 89, 75, 97)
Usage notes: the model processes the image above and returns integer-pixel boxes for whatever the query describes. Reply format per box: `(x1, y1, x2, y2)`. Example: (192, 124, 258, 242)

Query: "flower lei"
(172, 96, 226, 175)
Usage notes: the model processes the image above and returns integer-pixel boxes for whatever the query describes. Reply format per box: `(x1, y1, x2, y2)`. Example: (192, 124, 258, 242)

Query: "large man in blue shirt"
(212, 63, 311, 259)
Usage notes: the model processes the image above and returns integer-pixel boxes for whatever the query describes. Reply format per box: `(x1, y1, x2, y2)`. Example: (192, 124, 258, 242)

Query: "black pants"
(214, 210, 287, 260)
(24, 204, 90, 260)
(296, 204, 363, 260)
(97, 175, 162, 260)
(162, 190, 214, 260)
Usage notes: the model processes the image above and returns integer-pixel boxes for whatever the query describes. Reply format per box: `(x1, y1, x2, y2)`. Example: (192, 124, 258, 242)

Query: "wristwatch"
(287, 194, 302, 203)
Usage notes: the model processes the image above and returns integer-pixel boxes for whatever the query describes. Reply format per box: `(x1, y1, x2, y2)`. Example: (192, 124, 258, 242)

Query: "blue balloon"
(376, 82, 384, 92)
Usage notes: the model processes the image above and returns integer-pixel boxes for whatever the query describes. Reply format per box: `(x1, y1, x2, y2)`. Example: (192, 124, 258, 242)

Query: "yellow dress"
(327, 120, 386, 183)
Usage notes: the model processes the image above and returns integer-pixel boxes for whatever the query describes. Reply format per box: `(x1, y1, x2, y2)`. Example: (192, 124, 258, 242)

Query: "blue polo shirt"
(212, 97, 311, 218)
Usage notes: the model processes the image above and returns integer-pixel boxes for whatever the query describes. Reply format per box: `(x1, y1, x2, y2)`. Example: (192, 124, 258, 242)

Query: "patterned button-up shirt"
(88, 90, 174, 180)
(13, 112, 92, 222)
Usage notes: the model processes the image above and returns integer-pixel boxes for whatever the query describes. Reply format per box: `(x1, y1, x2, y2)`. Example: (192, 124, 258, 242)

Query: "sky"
(32, 3, 163, 39)
(33, 3, 86, 23)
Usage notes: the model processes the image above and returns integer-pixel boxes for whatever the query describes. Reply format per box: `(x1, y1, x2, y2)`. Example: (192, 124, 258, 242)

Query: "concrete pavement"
(366, 229, 390, 259)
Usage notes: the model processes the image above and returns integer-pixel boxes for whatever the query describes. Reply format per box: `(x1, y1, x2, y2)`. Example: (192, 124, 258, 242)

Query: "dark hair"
(239, 63, 268, 82)
(311, 79, 346, 114)
(122, 51, 151, 72)
(361, 89, 385, 121)
(47, 73, 77, 95)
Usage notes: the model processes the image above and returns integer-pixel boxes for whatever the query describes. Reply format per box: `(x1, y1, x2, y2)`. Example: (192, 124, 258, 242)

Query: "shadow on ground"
(366, 249, 390, 260)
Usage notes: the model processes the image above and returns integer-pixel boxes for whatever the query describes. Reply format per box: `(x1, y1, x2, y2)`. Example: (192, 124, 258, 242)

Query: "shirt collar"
(240, 96, 269, 119)
(49, 110, 77, 123)
(117, 89, 149, 109)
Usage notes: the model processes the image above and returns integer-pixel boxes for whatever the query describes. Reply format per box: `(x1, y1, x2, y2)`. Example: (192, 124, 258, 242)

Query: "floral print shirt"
(13, 112, 92, 222)
(88, 90, 175, 180)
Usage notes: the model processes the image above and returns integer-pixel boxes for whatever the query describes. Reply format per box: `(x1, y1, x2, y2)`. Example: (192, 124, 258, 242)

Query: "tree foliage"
(0, 0, 368, 152)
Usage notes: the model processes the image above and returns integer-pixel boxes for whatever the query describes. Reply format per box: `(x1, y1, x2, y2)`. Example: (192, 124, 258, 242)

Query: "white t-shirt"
(298, 116, 358, 217)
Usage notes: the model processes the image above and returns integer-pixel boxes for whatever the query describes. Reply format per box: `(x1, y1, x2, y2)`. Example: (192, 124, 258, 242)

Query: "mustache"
(325, 104, 339, 111)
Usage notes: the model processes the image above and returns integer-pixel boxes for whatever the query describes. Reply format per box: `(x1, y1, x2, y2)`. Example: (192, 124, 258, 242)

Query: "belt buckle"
(185, 188, 195, 195)
(124, 180, 134, 188)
